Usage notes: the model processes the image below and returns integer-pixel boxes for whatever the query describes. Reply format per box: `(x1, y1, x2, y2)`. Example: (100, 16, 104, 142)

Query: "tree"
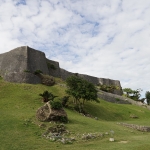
(145, 91, 150, 105)
(39, 91, 57, 102)
(66, 75, 98, 108)
(123, 88, 133, 97)
(123, 88, 142, 101)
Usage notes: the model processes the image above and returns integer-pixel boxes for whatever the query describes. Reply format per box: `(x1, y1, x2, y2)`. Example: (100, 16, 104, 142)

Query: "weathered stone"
(130, 114, 138, 119)
(36, 102, 68, 122)
(0, 46, 123, 95)
(97, 90, 131, 104)
(37, 74, 55, 86)
(117, 122, 150, 132)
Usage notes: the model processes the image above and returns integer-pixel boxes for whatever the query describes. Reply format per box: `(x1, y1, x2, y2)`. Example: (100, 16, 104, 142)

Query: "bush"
(60, 96, 70, 107)
(24, 70, 31, 73)
(34, 70, 43, 75)
(47, 62, 57, 70)
(39, 91, 57, 102)
(115, 98, 120, 101)
(50, 100, 63, 110)
(99, 84, 118, 93)
(59, 116, 68, 123)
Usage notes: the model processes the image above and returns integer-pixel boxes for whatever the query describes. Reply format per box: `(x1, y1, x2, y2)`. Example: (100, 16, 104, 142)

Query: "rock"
(36, 102, 68, 122)
(130, 114, 138, 119)
(37, 74, 55, 86)
(109, 138, 115, 142)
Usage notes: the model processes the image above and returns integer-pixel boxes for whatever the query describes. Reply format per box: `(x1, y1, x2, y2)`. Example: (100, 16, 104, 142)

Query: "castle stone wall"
(0, 46, 123, 95)
(78, 74, 99, 85)
(46, 59, 61, 78)
(59, 69, 122, 95)
(60, 68, 74, 80)
(27, 46, 49, 74)
(0, 46, 29, 82)
(98, 90, 130, 104)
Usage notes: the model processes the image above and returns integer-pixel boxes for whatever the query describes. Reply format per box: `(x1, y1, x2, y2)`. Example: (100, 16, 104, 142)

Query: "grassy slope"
(0, 78, 150, 150)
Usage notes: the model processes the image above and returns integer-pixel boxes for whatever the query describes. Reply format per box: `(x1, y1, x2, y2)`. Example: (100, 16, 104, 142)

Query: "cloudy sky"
(0, 0, 150, 97)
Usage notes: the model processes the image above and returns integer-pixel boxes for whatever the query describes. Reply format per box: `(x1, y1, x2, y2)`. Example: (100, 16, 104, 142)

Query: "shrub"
(99, 84, 118, 93)
(60, 96, 70, 107)
(115, 98, 120, 101)
(34, 70, 43, 75)
(24, 70, 31, 73)
(39, 91, 57, 102)
(47, 62, 57, 70)
(59, 116, 68, 123)
(50, 100, 63, 110)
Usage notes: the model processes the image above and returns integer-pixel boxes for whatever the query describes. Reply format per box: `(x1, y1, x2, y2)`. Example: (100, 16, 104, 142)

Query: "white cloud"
(0, 0, 150, 97)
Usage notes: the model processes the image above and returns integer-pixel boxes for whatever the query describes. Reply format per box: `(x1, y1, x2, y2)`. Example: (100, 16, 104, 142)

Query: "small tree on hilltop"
(66, 75, 99, 112)
(145, 91, 150, 105)
(39, 91, 57, 102)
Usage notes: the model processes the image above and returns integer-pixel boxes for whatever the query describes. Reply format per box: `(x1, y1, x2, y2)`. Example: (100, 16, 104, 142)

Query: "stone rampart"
(0, 46, 123, 95)
(0, 46, 28, 83)
(97, 90, 130, 104)
(60, 69, 122, 95)
(46, 59, 61, 78)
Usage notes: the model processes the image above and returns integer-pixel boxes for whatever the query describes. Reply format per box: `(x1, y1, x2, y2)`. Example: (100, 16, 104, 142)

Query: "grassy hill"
(0, 78, 150, 150)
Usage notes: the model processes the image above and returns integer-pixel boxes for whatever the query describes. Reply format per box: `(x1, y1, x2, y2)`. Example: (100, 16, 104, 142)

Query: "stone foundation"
(117, 122, 150, 132)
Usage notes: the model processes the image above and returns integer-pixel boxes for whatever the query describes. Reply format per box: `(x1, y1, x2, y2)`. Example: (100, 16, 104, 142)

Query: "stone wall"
(59, 69, 122, 95)
(0, 46, 28, 83)
(27, 46, 49, 75)
(0, 46, 50, 84)
(117, 122, 150, 132)
(47, 59, 61, 78)
(0, 46, 123, 95)
(97, 90, 131, 104)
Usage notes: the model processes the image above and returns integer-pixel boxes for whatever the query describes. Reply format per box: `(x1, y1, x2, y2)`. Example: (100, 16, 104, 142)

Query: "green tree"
(145, 91, 150, 105)
(123, 88, 142, 101)
(123, 88, 133, 97)
(66, 75, 98, 110)
(39, 91, 57, 102)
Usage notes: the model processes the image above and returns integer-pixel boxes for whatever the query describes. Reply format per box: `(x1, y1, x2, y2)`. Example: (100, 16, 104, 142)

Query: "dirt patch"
(118, 141, 128, 144)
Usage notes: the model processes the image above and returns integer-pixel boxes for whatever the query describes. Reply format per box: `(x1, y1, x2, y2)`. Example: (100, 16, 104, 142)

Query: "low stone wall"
(117, 122, 150, 132)
(97, 90, 131, 104)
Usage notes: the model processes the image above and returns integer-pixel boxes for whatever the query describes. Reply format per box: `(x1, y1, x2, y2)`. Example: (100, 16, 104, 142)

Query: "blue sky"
(0, 0, 150, 98)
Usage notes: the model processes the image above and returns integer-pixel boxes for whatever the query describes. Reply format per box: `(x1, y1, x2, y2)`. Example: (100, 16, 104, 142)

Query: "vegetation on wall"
(98, 84, 120, 93)
(47, 62, 57, 70)
(34, 70, 43, 75)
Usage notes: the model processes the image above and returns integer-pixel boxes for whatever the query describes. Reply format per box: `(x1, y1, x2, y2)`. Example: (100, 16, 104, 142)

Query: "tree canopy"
(66, 75, 98, 105)
(123, 88, 142, 101)
(145, 91, 150, 105)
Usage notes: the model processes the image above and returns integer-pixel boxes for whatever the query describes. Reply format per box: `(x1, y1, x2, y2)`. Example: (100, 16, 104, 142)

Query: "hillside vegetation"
(0, 78, 150, 150)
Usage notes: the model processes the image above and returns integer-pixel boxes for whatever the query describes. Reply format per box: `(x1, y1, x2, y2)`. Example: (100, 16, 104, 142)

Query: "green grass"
(1, 78, 150, 150)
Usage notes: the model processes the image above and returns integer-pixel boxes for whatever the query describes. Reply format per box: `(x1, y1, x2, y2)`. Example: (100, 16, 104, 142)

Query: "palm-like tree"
(39, 91, 57, 102)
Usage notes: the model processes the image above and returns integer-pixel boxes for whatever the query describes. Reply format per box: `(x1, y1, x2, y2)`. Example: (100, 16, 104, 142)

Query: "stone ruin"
(0, 46, 123, 95)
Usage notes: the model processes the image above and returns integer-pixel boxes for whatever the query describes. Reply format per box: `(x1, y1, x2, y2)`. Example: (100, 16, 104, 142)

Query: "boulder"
(36, 102, 68, 122)
(37, 74, 55, 86)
